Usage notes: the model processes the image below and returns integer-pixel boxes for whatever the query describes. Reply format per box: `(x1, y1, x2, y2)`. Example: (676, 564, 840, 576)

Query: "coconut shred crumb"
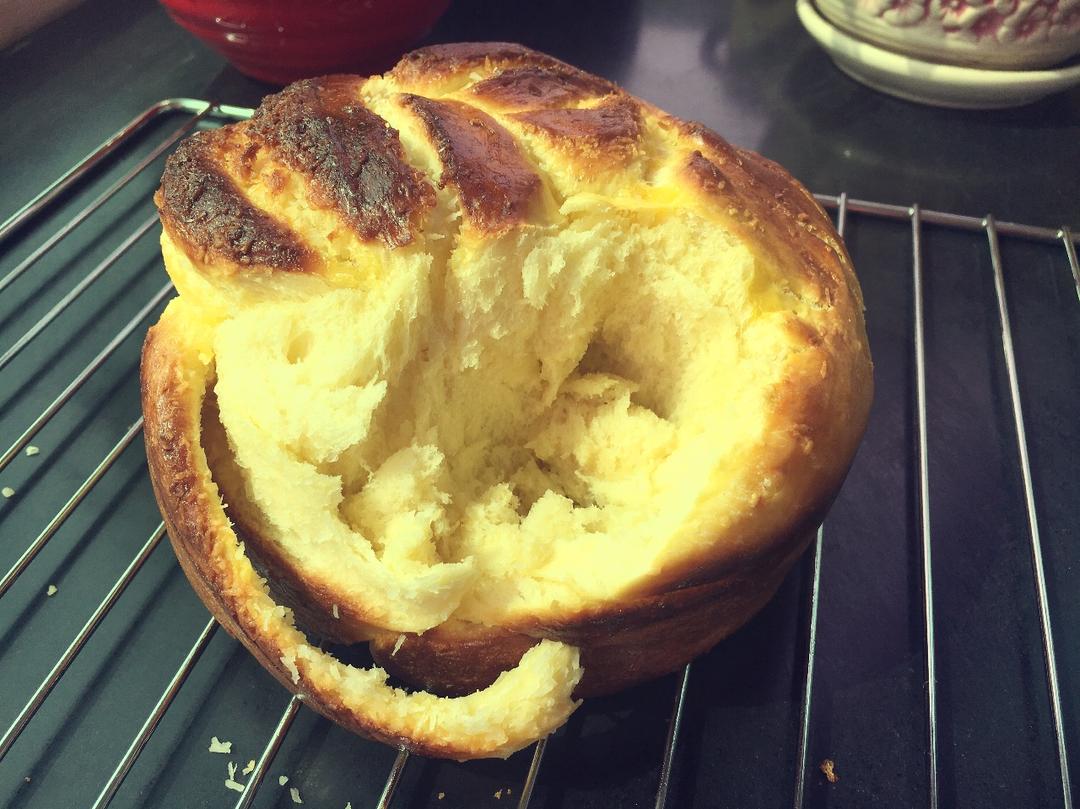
(227, 762, 237, 780)
(290, 786, 303, 804)
(281, 653, 300, 684)
(242, 760, 255, 775)
(332, 603, 340, 619)
(391, 634, 406, 657)
(2, 487, 14, 498)
(820, 758, 839, 783)
(494, 789, 503, 799)
(437, 793, 445, 801)
(208, 736, 232, 754)
(225, 778, 245, 793)
(25, 445, 40, 457)
(46, 585, 57, 597)
(278, 775, 289, 786)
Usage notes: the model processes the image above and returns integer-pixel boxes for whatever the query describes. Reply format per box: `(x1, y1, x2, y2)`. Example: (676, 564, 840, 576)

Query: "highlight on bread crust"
(143, 42, 873, 759)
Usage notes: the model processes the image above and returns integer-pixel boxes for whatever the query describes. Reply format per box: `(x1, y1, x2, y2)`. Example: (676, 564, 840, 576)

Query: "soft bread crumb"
(46, 585, 57, 597)
(820, 758, 839, 783)
(1, 487, 13, 498)
(242, 760, 255, 775)
(208, 736, 232, 754)
(290, 786, 303, 804)
(25, 445, 40, 457)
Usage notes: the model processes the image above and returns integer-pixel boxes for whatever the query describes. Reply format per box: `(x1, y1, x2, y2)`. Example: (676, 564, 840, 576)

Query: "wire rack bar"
(912, 205, 940, 809)
(169, 98, 254, 122)
(516, 737, 548, 809)
(815, 194, 1078, 246)
(231, 694, 303, 809)
(791, 192, 847, 809)
(985, 217, 1073, 809)
(89, 617, 218, 809)
(0, 214, 158, 371)
(0, 282, 172, 472)
(792, 526, 824, 809)
(654, 664, 691, 809)
(375, 747, 410, 809)
(1063, 228, 1080, 305)
(0, 522, 167, 761)
(0, 100, 179, 247)
(0, 419, 143, 599)
(0, 107, 208, 298)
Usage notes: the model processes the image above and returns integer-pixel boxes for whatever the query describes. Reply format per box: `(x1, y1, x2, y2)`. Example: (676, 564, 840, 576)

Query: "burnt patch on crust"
(511, 97, 642, 162)
(403, 95, 541, 234)
(249, 76, 436, 248)
(157, 131, 308, 270)
(469, 65, 615, 110)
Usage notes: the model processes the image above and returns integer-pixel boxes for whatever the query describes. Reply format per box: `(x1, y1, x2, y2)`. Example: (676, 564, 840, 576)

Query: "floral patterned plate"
(798, 0, 1080, 107)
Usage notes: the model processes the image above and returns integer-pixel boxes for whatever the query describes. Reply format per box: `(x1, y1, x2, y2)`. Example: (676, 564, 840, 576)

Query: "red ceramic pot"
(159, 0, 452, 85)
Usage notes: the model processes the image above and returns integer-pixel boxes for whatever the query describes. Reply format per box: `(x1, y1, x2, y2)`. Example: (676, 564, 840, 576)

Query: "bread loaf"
(142, 42, 873, 760)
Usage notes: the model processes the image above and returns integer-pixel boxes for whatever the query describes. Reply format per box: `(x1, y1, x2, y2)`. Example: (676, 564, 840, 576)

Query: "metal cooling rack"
(0, 100, 1077, 809)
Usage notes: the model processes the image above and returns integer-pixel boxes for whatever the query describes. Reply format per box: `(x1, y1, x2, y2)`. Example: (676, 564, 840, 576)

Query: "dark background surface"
(0, 1, 1077, 808)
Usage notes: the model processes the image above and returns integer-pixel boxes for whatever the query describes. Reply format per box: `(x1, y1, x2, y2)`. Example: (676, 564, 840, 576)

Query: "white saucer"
(796, 0, 1080, 109)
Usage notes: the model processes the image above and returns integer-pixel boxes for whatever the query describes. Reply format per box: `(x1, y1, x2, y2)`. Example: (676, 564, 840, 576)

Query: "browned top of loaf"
(390, 41, 590, 86)
(511, 97, 643, 164)
(154, 41, 860, 316)
(403, 94, 541, 234)
(468, 65, 615, 110)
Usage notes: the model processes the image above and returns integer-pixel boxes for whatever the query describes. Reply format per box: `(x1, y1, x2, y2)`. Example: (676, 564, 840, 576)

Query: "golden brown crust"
(156, 131, 309, 270)
(677, 120, 861, 311)
(248, 76, 435, 247)
(510, 97, 642, 164)
(468, 65, 615, 111)
(389, 42, 582, 87)
(402, 95, 542, 235)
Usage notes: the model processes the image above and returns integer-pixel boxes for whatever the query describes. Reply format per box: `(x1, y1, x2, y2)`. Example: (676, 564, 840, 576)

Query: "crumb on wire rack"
(208, 736, 232, 754)
(820, 758, 839, 783)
